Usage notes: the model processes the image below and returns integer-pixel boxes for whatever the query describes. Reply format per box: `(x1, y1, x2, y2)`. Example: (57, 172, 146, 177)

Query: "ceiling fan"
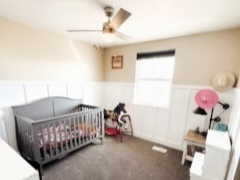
(67, 6, 131, 40)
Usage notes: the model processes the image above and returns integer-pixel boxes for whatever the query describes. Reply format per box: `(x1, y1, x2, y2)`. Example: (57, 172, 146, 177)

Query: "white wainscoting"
(0, 81, 236, 152)
(82, 82, 104, 107)
(0, 82, 26, 107)
(24, 83, 49, 103)
(48, 83, 68, 97)
(101, 82, 235, 150)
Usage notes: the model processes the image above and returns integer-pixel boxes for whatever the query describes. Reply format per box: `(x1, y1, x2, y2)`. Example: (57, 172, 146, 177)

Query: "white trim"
(46, 84, 50, 97)
(22, 84, 28, 104)
(134, 131, 182, 151)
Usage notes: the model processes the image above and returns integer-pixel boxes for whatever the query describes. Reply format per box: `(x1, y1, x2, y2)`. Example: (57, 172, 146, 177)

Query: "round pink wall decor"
(195, 89, 219, 109)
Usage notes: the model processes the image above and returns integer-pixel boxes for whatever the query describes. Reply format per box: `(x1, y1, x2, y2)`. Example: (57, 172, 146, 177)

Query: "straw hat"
(211, 72, 236, 92)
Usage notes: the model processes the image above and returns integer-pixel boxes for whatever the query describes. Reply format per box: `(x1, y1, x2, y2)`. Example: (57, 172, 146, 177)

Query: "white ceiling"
(0, 0, 240, 47)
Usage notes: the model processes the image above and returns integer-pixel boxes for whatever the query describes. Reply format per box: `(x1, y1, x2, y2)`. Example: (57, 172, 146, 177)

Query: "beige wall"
(103, 28, 240, 86)
(1, 16, 239, 86)
(0, 17, 103, 81)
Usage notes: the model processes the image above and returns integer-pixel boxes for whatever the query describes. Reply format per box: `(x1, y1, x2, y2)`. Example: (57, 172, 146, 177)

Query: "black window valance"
(137, 49, 175, 60)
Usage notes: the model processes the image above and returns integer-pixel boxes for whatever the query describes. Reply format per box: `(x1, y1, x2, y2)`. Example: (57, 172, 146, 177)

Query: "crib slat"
(72, 117, 75, 147)
(47, 123, 53, 158)
(96, 111, 100, 137)
(94, 111, 97, 139)
(59, 120, 64, 153)
(86, 112, 90, 141)
(65, 120, 69, 150)
(83, 113, 86, 143)
(80, 114, 83, 143)
(64, 120, 69, 151)
(76, 115, 79, 145)
(93, 111, 96, 139)
(89, 111, 92, 141)
(88, 112, 91, 141)
(69, 117, 73, 148)
(41, 124, 46, 160)
(54, 122, 58, 155)
(81, 113, 83, 143)
(90, 112, 93, 140)
(96, 111, 99, 138)
(73, 117, 76, 146)
(77, 114, 81, 145)
(73, 116, 77, 146)
(96, 110, 100, 137)
(89, 112, 92, 141)
(84, 113, 87, 143)
(77, 114, 80, 144)
(91, 111, 94, 140)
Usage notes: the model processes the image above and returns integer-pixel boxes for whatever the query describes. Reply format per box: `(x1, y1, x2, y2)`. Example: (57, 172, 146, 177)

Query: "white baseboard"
(133, 131, 182, 151)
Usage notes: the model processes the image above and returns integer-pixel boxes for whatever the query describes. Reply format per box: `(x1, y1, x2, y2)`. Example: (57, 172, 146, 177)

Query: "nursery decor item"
(152, 145, 167, 154)
(211, 72, 236, 92)
(104, 103, 133, 142)
(195, 89, 219, 110)
(214, 123, 228, 132)
(112, 55, 123, 69)
(193, 107, 207, 115)
(193, 89, 230, 129)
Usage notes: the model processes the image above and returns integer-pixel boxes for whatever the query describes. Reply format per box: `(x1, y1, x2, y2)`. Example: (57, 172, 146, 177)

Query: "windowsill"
(133, 103, 170, 110)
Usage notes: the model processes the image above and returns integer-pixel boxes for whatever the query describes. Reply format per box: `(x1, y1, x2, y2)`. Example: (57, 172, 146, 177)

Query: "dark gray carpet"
(43, 136, 190, 180)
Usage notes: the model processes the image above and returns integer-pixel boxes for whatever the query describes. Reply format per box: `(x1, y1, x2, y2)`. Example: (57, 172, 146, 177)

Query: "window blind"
(137, 49, 175, 60)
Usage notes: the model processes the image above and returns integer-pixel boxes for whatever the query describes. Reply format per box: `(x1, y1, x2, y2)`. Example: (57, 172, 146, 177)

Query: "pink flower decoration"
(195, 89, 219, 109)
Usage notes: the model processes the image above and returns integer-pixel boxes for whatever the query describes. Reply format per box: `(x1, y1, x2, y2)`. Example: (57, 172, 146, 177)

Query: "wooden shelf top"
(184, 130, 206, 145)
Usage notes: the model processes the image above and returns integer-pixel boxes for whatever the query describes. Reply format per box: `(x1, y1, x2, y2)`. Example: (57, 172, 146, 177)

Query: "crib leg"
(96, 137, 104, 144)
(38, 164, 43, 180)
(92, 138, 103, 145)
(129, 116, 133, 136)
(101, 136, 104, 144)
(27, 160, 43, 180)
(119, 129, 123, 143)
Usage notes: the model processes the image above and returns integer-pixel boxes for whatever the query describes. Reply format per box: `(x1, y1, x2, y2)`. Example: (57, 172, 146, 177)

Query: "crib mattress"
(37, 123, 98, 148)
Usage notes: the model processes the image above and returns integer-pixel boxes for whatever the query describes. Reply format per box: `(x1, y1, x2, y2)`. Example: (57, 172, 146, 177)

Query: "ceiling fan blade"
(109, 8, 131, 29)
(67, 30, 102, 32)
(115, 31, 131, 40)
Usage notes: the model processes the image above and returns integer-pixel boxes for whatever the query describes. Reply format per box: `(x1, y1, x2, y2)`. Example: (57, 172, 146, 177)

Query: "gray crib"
(12, 97, 104, 177)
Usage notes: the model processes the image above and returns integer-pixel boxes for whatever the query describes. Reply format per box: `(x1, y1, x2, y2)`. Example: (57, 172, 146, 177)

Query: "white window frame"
(134, 51, 175, 108)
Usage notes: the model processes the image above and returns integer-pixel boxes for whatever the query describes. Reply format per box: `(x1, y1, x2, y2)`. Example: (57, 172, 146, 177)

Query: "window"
(134, 50, 175, 108)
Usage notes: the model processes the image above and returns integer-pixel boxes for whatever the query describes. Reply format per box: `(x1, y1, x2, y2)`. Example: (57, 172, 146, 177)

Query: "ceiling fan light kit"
(104, 6, 114, 18)
(67, 6, 131, 42)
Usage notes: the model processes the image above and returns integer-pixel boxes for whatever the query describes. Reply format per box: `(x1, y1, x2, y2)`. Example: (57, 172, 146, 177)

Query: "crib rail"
(34, 109, 103, 163)
(16, 106, 104, 164)
(73, 104, 98, 113)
